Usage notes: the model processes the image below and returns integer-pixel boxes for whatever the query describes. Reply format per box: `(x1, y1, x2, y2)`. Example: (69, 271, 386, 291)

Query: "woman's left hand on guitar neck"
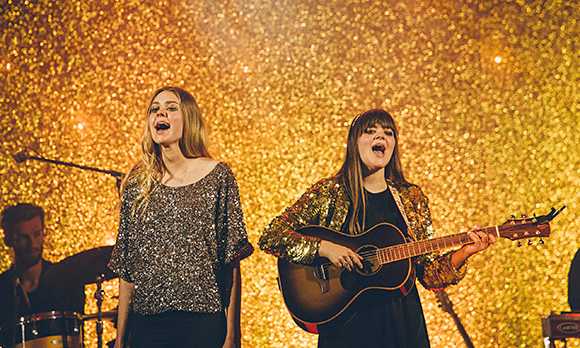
(451, 226, 497, 268)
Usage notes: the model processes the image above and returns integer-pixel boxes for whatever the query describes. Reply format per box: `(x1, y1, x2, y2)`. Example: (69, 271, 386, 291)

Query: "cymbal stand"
(95, 274, 105, 348)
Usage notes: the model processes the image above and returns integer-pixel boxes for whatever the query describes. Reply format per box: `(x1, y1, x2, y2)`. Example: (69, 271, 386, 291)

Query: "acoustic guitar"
(277, 206, 564, 334)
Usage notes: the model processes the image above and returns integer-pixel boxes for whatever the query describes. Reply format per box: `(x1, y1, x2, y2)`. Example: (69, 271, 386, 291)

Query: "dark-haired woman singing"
(259, 109, 494, 347)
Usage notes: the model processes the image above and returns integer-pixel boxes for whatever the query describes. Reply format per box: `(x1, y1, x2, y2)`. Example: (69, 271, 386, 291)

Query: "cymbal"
(44, 245, 118, 286)
(83, 310, 118, 321)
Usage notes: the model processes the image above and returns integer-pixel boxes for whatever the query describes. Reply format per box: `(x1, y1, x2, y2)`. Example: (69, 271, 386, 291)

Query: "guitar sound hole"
(357, 245, 380, 276)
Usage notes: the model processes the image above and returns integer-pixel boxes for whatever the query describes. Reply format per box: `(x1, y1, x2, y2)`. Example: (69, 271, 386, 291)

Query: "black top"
(364, 189, 408, 237)
(0, 260, 85, 329)
(342, 188, 408, 237)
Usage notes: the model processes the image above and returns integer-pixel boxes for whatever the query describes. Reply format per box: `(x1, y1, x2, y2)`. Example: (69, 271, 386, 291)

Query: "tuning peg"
(533, 212, 537, 217)
(511, 215, 516, 219)
(539, 238, 544, 244)
(521, 214, 527, 218)
(517, 241, 522, 247)
(527, 240, 533, 246)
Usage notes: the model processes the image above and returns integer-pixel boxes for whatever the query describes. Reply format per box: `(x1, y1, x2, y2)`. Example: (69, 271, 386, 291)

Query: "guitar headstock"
(498, 206, 565, 242)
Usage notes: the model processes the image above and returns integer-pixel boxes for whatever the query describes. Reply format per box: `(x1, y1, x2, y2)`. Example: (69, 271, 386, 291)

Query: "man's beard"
(16, 246, 43, 268)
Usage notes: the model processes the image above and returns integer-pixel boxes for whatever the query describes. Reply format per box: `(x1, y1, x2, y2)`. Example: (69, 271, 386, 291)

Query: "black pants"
(130, 311, 226, 348)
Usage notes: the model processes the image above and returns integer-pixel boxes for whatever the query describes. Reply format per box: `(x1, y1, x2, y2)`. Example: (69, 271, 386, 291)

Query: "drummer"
(0, 203, 85, 328)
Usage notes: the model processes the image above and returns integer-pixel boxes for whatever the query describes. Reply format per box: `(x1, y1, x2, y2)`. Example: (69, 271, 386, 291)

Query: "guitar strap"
(387, 185, 418, 300)
(388, 185, 417, 242)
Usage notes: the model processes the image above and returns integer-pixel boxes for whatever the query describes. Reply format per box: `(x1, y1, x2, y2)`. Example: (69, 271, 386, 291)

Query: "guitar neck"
(376, 226, 499, 264)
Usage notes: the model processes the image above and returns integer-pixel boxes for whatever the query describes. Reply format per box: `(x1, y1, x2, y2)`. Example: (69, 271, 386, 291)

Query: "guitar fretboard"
(376, 226, 499, 264)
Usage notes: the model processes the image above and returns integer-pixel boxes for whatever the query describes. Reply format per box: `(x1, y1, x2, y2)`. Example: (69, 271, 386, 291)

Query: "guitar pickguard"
(313, 264, 330, 294)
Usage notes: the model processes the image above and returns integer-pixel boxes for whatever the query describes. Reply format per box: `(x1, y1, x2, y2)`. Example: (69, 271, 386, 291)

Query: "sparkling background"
(1, 0, 579, 347)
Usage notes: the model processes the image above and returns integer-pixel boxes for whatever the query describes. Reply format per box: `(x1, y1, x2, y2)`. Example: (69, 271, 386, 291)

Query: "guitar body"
(277, 223, 416, 334)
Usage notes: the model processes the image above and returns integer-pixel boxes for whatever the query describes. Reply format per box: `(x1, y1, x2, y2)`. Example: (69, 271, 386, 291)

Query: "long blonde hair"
(336, 109, 410, 234)
(120, 87, 212, 214)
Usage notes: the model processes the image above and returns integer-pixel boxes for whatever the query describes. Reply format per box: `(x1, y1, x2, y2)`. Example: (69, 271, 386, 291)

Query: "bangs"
(351, 109, 397, 137)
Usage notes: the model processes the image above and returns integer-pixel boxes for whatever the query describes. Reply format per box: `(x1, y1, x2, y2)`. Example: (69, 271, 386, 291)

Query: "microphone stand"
(13, 151, 125, 187)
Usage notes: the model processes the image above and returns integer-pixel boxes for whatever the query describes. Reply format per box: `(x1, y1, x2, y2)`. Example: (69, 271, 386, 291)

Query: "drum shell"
(0, 311, 83, 348)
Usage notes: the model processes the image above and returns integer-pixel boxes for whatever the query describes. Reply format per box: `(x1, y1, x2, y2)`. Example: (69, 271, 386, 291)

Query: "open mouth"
(372, 143, 385, 155)
(155, 121, 170, 131)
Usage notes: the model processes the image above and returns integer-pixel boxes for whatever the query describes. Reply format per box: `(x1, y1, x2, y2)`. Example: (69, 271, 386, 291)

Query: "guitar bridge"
(313, 264, 330, 294)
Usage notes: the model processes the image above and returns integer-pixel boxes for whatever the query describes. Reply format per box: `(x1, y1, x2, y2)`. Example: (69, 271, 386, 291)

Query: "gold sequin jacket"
(259, 176, 467, 290)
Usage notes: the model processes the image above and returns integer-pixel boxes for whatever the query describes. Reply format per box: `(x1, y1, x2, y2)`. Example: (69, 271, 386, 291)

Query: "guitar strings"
(316, 230, 487, 270)
(314, 221, 546, 270)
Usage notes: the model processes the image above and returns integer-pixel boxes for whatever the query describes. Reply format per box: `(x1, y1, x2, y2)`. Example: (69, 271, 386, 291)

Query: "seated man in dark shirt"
(569, 248, 580, 311)
(0, 203, 85, 329)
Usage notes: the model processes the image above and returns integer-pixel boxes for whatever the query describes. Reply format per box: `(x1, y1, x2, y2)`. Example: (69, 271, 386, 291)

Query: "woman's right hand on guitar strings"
(319, 240, 364, 271)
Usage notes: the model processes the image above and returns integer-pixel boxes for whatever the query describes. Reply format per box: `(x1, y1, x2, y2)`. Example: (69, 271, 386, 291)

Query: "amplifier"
(542, 311, 580, 343)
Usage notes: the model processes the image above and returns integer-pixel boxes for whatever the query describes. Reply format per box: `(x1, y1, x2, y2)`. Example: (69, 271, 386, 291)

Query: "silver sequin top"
(109, 162, 253, 315)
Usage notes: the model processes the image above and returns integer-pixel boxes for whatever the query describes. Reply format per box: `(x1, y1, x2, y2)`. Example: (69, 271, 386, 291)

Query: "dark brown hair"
(1, 203, 45, 247)
(336, 109, 409, 234)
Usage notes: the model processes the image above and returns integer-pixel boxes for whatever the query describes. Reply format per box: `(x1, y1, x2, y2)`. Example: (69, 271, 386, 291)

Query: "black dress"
(569, 248, 580, 311)
(318, 189, 431, 348)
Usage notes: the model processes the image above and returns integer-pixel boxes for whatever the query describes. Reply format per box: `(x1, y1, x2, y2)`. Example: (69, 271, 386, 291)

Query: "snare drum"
(0, 311, 83, 348)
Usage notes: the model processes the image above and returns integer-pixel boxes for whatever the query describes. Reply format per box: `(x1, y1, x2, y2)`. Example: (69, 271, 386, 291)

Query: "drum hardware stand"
(11, 277, 31, 348)
(95, 274, 106, 348)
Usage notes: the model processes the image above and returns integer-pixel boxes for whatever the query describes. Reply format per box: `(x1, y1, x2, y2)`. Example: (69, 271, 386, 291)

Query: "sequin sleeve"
(216, 164, 254, 264)
(259, 180, 335, 264)
(399, 185, 467, 290)
(108, 186, 136, 283)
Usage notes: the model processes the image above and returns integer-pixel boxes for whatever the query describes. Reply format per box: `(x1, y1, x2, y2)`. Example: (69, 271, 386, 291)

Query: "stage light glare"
(494, 56, 502, 63)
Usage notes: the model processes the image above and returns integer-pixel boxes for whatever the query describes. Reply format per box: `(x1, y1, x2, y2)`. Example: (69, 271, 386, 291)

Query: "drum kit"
(3, 151, 126, 347)
(0, 246, 119, 348)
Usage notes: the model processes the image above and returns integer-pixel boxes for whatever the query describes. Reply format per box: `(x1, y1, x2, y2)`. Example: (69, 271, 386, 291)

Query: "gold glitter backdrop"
(1, 0, 579, 346)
